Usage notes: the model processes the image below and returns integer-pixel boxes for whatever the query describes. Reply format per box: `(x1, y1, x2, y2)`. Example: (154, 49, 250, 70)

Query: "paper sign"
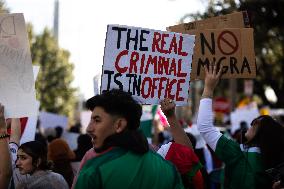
(230, 105, 259, 134)
(101, 25, 195, 105)
(80, 111, 92, 133)
(0, 13, 37, 118)
(20, 116, 38, 144)
(20, 100, 40, 144)
(61, 131, 80, 150)
(168, 11, 250, 31)
(39, 111, 68, 129)
(33, 65, 40, 81)
(169, 28, 256, 79)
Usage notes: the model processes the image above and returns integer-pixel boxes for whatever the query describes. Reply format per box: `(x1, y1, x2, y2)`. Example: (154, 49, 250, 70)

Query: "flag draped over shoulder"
(140, 105, 158, 138)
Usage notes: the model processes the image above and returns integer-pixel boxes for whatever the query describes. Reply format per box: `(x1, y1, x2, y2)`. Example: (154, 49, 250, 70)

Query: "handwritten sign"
(168, 11, 250, 31)
(101, 25, 195, 105)
(0, 14, 37, 118)
(188, 28, 256, 79)
(168, 12, 256, 79)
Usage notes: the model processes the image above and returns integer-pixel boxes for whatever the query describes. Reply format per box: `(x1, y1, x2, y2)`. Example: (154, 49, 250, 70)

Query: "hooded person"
(48, 138, 75, 187)
(74, 89, 184, 189)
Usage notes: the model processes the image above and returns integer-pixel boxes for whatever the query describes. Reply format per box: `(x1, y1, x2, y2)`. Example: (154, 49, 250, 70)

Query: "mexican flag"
(140, 105, 158, 138)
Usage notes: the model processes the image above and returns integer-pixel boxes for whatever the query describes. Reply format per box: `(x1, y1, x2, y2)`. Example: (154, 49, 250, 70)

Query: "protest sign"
(168, 11, 256, 79)
(101, 25, 195, 105)
(230, 103, 259, 134)
(169, 28, 255, 79)
(61, 131, 80, 150)
(19, 100, 40, 144)
(20, 116, 38, 144)
(39, 111, 68, 129)
(0, 13, 37, 118)
(80, 110, 92, 133)
(168, 11, 250, 31)
(33, 65, 40, 81)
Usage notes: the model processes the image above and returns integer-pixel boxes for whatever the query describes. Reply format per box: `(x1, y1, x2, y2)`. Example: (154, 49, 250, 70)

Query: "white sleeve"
(197, 98, 222, 151)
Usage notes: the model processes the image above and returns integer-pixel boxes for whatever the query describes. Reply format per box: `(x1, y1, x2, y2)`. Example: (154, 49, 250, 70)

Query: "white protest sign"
(33, 65, 40, 81)
(20, 116, 38, 144)
(101, 25, 195, 105)
(61, 131, 80, 150)
(39, 111, 68, 129)
(20, 100, 40, 144)
(80, 111, 92, 133)
(184, 124, 206, 149)
(0, 13, 37, 118)
(230, 104, 259, 134)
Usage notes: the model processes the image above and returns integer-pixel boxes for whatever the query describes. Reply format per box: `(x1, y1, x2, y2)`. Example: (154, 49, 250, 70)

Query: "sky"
(6, 0, 207, 99)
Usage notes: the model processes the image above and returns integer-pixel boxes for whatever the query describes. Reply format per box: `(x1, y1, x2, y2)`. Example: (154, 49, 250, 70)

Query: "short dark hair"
(86, 89, 142, 130)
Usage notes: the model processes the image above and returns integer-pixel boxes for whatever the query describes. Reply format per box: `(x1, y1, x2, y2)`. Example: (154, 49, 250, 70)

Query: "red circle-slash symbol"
(217, 31, 239, 55)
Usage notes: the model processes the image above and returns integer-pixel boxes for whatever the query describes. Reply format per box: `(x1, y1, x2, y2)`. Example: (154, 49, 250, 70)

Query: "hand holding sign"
(160, 98, 176, 118)
(202, 63, 223, 99)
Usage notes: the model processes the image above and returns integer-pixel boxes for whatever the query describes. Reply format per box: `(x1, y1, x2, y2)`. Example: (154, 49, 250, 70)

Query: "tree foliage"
(186, 0, 284, 108)
(28, 25, 77, 119)
(0, 0, 8, 13)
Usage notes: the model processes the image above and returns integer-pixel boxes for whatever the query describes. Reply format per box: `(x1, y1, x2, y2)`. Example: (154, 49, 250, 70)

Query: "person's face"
(16, 149, 35, 175)
(86, 107, 126, 150)
(245, 118, 260, 142)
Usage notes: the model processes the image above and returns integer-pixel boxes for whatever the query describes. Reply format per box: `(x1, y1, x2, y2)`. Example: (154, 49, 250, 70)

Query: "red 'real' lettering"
(152, 32, 161, 53)
(178, 36, 188, 56)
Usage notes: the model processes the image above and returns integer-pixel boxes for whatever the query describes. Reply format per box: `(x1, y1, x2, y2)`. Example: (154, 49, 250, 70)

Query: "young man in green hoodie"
(75, 89, 184, 189)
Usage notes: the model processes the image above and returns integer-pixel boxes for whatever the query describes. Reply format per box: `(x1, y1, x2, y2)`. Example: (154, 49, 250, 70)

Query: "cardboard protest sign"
(168, 11, 256, 79)
(0, 13, 37, 118)
(168, 11, 250, 31)
(101, 25, 195, 105)
(190, 28, 255, 79)
(168, 28, 256, 79)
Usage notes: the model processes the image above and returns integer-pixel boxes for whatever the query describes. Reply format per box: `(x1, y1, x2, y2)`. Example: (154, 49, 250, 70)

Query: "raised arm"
(197, 64, 223, 151)
(160, 98, 192, 149)
(0, 104, 12, 189)
(10, 118, 21, 146)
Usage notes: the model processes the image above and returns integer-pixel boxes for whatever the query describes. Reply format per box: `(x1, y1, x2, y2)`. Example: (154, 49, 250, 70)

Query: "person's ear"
(115, 118, 127, 133)
(35, 158, 42, 168)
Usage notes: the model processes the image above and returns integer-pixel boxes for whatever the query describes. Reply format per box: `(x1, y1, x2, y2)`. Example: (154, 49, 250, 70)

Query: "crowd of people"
(0, 64, 284, 189)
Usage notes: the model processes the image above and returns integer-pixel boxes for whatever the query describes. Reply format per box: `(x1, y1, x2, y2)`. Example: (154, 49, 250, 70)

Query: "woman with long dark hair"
(197, 64, 284, 189)
(15, 141, 69, 189)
